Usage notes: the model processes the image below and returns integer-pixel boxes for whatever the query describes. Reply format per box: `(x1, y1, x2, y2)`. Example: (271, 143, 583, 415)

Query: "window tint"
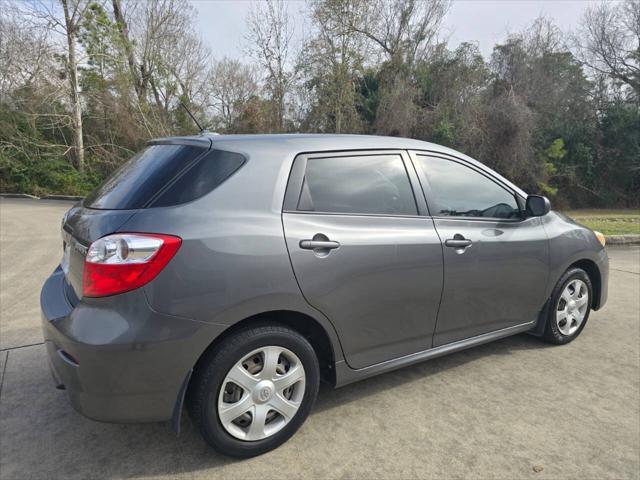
(152, 150, 245, 207)
(84, 146, 245, 210)
(299, 155, 417, 215)
(85, 145, 206, 209)
(416, 155, 520, 219)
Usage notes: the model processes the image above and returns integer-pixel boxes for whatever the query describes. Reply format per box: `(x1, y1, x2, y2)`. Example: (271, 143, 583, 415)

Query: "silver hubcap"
(556, 279, 589, 336)
(217, 346, 306, 441)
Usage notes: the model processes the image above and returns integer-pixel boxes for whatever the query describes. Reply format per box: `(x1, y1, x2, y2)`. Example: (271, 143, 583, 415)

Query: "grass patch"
(563, 209, 640, 236)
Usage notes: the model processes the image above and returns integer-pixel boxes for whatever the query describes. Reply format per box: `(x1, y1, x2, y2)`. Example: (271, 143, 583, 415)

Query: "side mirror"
(526, 195, 551, 217)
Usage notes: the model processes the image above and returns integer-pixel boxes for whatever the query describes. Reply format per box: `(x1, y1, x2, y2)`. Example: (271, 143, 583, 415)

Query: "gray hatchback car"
(41, 134, 609, 457)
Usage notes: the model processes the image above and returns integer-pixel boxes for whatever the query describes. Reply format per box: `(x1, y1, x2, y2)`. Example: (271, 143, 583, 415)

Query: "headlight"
(594, 230, 606, 247)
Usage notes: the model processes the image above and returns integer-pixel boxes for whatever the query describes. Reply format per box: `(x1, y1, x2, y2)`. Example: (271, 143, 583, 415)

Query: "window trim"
(283, 150, 426, 218)
(408, 148, 526, 196)
(409, 151, 525, 223)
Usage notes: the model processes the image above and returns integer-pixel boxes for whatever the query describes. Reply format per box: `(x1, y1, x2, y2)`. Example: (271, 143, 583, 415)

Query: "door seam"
(406, 149, 445, 349)
(279, 211, 350, 365)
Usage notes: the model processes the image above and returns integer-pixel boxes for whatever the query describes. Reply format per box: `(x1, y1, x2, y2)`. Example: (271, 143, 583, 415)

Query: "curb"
(1, 193, 82, 201)
(606, 235, 640, 246)
(40, 195, 84, 201)
(0, 193, 39, 199)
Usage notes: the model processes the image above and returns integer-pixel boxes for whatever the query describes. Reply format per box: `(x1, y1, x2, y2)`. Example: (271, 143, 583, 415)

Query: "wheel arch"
(193, 310, 337, 386)
(172, 309, 338, 434)
(531, 257, 603, 338)
(567, 258, 602, 310)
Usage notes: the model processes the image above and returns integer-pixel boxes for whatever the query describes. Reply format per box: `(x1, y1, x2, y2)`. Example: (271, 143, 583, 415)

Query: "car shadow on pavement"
(0, 333, 551, 480)
(313, 332, 552, 413)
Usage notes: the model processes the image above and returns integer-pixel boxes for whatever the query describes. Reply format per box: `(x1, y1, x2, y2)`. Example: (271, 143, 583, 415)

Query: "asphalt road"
(1, 198, 638, 480)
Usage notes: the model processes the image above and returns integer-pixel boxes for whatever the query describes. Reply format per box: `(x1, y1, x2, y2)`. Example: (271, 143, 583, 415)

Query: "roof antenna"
(158, 88, 207, 133)
(179, 98, 206, 133)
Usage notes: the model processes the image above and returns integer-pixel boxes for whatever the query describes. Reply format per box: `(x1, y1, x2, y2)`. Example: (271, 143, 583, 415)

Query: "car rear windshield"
(84, 144, 246, 210)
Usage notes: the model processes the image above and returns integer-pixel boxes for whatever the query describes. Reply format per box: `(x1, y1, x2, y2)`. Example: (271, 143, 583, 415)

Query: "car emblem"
(258, 387, 271, 402)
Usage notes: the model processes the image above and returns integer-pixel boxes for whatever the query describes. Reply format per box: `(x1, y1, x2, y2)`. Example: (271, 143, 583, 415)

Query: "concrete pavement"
(1, 198, 638, 479)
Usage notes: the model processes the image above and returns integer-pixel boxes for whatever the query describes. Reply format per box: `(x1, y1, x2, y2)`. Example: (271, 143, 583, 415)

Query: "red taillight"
(82, 233, 181, 297)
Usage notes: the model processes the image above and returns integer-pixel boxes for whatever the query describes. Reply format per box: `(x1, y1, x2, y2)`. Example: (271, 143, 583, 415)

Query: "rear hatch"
(61, 139, 213, 299)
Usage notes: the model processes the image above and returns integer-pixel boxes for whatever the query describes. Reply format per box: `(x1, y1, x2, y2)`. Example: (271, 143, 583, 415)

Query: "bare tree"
(348, 0, 451, 66)
(209, 58, 259, 131)
(246, 0, 293, 131)
(299, 0, 369, 133)
(135, 0, 189, 111)
(0, 9, 56, 98)
(19, 0, 89, 171)
(165, 28, 211, 109)
(574, 0, 640, 98)
(107, 0, 212, 135)
(60, 0, 88, 171)
(0, 7, 73, 180)
(338, 0, 451, 136)
(491, 17, 566, 106)
(111, 0, 146, 104)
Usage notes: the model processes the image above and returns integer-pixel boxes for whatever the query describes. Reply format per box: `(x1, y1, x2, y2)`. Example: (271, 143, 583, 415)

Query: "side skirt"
(334, 321, 536, 388)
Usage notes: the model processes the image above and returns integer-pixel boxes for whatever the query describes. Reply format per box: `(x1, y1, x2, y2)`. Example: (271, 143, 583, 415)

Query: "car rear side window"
(84, 145, 245, 209)
(298, 155, 417, 216)
(415, 155, 520, 219)
(151, 150, 245, 207)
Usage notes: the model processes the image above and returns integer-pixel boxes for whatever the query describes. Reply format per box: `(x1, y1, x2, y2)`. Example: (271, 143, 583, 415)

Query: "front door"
(411, 153, 549, 346)
(282, 151, 443, 369)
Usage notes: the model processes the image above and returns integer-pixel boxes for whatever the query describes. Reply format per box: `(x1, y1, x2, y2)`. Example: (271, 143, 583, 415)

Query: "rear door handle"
(444, 239, 472, 248)
(300, 240, 340, 250)
(444, 233, 472, 249)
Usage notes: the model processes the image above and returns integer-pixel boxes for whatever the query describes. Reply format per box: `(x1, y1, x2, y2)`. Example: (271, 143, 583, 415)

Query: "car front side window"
(415, 155, 520, 220)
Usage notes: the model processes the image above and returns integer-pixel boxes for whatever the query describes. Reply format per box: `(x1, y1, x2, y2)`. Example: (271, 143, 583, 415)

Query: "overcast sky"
(191, 0, 596, 61)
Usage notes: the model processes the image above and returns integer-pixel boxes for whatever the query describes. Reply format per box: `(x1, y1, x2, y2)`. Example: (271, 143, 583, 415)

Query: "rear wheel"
(188, 325, 319, 457)
(543, 268, 592, 344)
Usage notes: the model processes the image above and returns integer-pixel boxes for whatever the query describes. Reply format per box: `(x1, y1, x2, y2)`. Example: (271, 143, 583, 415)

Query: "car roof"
(151, 133, 455, 153)
(148, 133, 527, 197)
(210, 133, 439, 149)
(208, 133, 462, 157)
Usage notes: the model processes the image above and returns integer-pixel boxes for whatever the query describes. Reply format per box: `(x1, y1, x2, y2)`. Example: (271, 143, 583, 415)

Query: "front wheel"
(543, 268, 593, 345)
(188, 324, 320, 458)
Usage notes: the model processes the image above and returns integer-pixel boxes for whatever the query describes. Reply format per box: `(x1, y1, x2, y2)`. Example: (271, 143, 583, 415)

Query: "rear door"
(410, 152, 549, 346)
(282, 151, 443, 369)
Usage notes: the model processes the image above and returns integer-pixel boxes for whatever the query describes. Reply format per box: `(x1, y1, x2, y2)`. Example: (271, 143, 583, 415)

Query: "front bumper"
(595, 247, 609, 310)
(40, 267, 226, 423)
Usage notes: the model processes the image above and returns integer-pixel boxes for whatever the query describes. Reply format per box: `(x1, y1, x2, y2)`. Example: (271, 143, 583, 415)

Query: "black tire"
(187, 324, 320, 458)
(542, 268, 593, 345)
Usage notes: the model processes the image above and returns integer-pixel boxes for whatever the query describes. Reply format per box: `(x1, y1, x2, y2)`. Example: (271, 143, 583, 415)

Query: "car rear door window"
(415, 155, 520, 219)
(298, 155, 417, 216)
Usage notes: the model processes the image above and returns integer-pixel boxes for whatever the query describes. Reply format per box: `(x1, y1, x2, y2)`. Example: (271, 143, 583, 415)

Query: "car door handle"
(444, 238, 472, 248)
(299, 240, 340, 250)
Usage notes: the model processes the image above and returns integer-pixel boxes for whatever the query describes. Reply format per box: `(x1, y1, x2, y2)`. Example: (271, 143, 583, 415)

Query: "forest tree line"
(1, 0, 638, 207)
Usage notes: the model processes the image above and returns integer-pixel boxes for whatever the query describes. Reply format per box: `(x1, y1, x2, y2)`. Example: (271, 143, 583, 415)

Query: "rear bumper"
(40, 267, 226, 423)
